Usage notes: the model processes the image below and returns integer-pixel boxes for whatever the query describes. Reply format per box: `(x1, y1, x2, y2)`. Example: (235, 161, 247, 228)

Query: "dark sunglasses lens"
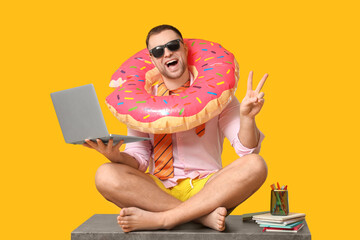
(152, 47, 164, 58)
(167, 40, 180, 51)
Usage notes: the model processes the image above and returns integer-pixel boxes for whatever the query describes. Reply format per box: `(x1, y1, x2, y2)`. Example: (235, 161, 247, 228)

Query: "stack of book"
(252, 212, 306, 233)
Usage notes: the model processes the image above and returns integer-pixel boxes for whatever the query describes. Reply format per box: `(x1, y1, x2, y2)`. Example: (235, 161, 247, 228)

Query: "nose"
(163, 47, 172, 58)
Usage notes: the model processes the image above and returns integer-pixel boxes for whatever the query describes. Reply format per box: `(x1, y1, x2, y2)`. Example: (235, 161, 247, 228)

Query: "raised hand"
(240, 71, 268, 119)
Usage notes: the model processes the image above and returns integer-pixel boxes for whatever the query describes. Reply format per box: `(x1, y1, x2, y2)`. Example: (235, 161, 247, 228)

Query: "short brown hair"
(146, 24, 183, 49)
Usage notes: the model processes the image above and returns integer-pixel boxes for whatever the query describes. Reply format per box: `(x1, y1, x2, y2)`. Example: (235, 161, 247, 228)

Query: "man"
(83, 25, 268, 232)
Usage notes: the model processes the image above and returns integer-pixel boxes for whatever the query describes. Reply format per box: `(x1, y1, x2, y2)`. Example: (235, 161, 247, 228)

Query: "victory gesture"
(240, 71, 268, 119)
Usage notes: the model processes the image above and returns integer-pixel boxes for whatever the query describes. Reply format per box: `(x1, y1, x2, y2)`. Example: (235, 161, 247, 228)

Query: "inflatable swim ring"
(106, 38, 239, 134)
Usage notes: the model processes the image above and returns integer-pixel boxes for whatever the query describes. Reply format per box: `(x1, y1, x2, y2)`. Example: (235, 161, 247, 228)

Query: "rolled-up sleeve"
(231, 130, 264, 156)
(123, 128, 152, 172)
(219, 97, 265, 157)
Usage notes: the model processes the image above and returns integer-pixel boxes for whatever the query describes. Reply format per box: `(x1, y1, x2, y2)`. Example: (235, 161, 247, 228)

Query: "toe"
(121, 207, 137, 217)
(119, 216, 131, 223)
(219, 207, 227, 216)
(120, 208, 126, 217)
(218, 221, 226, 231)
(121, 227, 132, 233)
(126, 207, 137, 214)
(120, 222, 129, 229)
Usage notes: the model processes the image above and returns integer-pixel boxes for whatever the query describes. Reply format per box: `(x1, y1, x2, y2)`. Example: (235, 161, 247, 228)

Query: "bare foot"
(117, 207, 169, 232)
(117, 206, 227, 232)
(196, 207, 227, 231)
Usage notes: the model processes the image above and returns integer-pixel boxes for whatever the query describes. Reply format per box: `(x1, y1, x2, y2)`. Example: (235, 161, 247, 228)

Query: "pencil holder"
(270, 190, 289, 216)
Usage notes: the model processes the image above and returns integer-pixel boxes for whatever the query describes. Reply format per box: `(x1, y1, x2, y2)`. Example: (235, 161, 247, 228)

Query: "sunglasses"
(149, 39, 183, 58)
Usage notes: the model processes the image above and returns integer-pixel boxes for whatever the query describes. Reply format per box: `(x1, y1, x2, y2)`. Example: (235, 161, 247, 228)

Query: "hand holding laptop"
(83, 138, 124, 162)
(83, 138, 141, 168)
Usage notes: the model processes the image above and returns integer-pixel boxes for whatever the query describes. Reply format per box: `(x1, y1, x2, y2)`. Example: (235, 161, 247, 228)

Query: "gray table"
(72, 214, 311, 240)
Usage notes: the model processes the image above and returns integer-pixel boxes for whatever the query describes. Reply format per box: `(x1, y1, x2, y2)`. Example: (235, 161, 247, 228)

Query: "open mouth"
(165, 59, 178, 68)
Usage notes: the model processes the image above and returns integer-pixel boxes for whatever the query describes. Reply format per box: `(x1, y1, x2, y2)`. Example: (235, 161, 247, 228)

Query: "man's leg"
(95, 162, 227, 230)
(95, 162, 181, 212)
(118, 153, 268, 232)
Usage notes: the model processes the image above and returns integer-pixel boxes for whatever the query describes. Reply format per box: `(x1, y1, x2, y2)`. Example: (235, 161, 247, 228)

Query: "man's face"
(148, 30, 188, 80)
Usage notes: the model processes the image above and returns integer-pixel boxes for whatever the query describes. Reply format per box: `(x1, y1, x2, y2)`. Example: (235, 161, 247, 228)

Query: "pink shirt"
(123, 97, 264, 188)
(123, 72, 264, 188)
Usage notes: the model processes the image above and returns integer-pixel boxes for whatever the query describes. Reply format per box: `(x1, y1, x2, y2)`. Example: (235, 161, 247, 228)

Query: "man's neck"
(162, 68, 190, 90)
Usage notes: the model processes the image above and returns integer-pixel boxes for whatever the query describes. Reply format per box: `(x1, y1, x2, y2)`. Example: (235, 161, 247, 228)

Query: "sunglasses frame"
(149, 39, 183, 58)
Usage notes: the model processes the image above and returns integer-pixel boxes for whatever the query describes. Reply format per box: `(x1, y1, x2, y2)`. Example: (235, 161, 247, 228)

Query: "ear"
(149, 54, 157, 67)
(149, 51, 154, 63)
(184, 42, 188, 56)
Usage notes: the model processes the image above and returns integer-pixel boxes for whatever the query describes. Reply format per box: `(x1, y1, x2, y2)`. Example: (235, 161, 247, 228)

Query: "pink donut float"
(106, 38, 239, 134)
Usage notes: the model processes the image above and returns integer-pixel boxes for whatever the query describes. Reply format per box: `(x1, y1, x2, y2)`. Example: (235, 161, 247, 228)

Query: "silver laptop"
(51, 84, 150, 145)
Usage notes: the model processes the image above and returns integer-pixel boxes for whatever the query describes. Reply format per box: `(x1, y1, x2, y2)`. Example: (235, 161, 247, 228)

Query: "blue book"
(259, 220, 304, 229)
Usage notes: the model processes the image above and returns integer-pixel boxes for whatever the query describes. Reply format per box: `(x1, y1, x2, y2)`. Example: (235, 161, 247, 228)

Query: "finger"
(82, 142, 93, 149)
(255, 73, 268, 94)
(114, 139, 124, 149)
(257, 92, 265, 99)
(107, 138, 114, 150)
(85, 139, 97, 148)
(250, 96, 258, 103)
(247, 71, 253, 93)
(96, 138, 106, 149)
(258, 98, 265, 106)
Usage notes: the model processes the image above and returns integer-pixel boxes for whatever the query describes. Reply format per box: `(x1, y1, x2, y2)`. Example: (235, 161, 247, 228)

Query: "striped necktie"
(153, 79, 205, 180)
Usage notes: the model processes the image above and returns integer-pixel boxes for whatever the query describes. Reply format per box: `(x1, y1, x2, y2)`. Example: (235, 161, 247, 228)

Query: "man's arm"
(239, 116, 260, 149)
(83, 139, 139, 169)
(238, 71, 268, 148)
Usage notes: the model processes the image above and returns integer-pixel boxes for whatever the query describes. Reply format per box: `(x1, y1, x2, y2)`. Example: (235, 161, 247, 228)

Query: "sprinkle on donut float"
(105, 38, 239, 134)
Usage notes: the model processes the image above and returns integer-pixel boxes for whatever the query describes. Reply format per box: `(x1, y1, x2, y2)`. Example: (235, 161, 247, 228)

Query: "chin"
(162, 69, 184, 80)
(168, 73, 183, 79)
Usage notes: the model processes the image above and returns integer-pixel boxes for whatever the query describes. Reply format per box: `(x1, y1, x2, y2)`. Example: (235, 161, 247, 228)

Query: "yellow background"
(1, 0, 359, 239)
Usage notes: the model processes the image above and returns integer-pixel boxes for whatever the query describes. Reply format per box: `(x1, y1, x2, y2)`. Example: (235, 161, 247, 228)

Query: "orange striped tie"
(195, 124, 205, 137)
(153, 79, 205, 180)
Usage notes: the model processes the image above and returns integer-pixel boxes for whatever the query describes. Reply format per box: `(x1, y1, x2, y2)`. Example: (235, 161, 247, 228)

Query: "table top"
(72, 214, 311, 240)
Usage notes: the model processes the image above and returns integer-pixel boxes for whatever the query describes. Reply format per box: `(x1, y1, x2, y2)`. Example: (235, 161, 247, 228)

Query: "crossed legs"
(95, 161, 226, 230)
(95, 153, 267, 232)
